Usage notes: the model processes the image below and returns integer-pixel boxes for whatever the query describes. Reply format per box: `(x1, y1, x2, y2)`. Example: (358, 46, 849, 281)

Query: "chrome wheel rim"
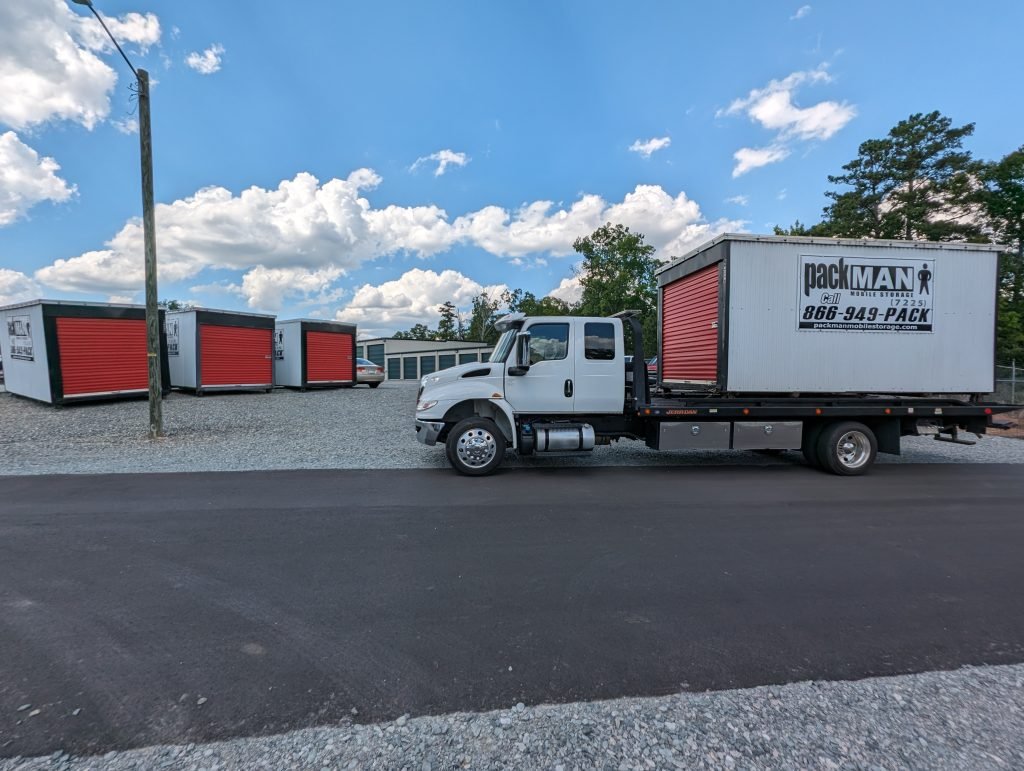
(836, 430, 871, 469)
(456, 427, 497, 468)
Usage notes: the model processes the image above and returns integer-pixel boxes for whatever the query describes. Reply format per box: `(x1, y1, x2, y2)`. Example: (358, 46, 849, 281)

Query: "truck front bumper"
(415, 419, 446, 446)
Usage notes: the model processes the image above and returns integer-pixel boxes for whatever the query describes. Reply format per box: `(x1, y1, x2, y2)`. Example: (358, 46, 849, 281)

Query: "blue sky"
(1, 0, 1021, 335)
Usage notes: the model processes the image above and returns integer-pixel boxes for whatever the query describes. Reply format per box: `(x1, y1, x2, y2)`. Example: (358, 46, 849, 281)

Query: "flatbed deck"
(639, 393, 1013, 420)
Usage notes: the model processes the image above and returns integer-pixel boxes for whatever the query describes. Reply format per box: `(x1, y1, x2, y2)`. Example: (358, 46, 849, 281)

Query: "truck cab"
(415, 313, 642, 474)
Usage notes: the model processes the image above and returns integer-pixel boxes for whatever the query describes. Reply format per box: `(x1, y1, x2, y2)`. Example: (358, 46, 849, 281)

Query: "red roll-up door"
(56, 316, 149, 397)
(661, 263, 720, 383)
(306, 331, 354, 383)
(199, 324, 272, 387)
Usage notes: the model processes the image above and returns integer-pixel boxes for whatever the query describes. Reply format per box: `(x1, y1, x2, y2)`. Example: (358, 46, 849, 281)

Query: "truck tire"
(802, 422, 824, 468)
(445, 417, 506, 476)
(816, 421, 877, 476)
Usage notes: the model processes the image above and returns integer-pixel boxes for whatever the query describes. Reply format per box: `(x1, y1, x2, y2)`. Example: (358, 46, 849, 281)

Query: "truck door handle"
(564, 379, 573, 398)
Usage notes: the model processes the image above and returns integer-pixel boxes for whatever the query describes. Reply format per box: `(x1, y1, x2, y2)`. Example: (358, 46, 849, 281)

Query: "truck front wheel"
(816, 421, 877, 476)
(445, 417, 506, 476)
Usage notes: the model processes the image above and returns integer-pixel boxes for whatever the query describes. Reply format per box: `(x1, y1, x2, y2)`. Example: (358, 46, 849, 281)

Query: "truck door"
(573, 320, 625, 413)
(504, 320, 574, 414)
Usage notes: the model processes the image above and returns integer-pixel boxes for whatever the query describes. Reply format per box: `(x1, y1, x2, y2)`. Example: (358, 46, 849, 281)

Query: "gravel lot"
(3, 664, 1022, 770)
(0, 382, 1021, 476)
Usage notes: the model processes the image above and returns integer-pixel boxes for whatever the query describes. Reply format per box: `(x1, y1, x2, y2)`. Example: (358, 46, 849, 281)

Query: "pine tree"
(822, 111, 981, 241)
(823, 138, 902, 238)
(435, 301, 460, 341)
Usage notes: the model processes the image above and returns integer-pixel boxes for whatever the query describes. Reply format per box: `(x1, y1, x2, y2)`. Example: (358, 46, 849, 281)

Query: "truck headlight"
(417, 400, 438, 412)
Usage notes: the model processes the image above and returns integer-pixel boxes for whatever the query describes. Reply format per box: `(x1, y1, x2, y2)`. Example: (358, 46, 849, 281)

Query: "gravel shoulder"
(1, 383, 1022, 476)
(4, 664, 1022, 770)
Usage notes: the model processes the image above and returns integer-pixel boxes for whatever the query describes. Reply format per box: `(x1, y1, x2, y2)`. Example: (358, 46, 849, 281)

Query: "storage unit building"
(0, 300, 170, 405)
(355, 337, 494, 381)
(166, 308, 275, 394)
(656, 234, 999, 395)
(273, 319, 357, 388)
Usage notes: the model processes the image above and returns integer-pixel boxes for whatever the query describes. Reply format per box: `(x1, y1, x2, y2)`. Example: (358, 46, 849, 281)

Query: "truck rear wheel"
(816, 421, 877, 476)
(445, 417, 506, 476)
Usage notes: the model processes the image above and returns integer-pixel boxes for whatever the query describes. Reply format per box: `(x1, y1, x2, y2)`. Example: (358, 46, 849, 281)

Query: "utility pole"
(71, 0, 163, 437)
(138, 68, 163, 438)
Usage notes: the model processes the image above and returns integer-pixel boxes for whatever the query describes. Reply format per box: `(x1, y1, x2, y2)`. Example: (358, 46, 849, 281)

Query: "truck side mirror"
(508, 332, 531, 376)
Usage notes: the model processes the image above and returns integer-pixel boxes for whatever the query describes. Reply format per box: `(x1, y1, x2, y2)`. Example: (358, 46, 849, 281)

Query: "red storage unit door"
(306, 331, 354, 383)
(56, 317, 149, 397)
(199, 324, 272, 386)
(661, 263, 720, 383)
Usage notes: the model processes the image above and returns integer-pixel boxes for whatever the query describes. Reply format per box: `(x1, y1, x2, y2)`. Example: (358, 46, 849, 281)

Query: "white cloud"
(237, 266, 345, 311)
(0, 268, 41, 306)
(453, 195, 605, 257)
(777, 188, 788, 201)
(628, 136, 671, 159)
(0, 132, 76, 226)
(410, 149, 470, 177)
(748, 90, 855, 141)
(732, 145, 791, 177)
(548, 276, 583, 305)
(33, 169, 743, 301)
(790, 5, 812, 20)
(452, 184, 742, 261)
(725, 195, 749, 206)
(605, 185, 743, 258)
(107, 294, 136, 304)
(721, 66, 855, 176)
(0, 0, 115, 130)
(35, 170, 386, 294)
(74, 11, 161, 55)
(722, 66, 854, 141)
(335, 268, 507, 335)
(111, 117, 138, 135)
(186, 44, 225, 75)
(0, 2, 162, 131)
(0, 0, 161, 227)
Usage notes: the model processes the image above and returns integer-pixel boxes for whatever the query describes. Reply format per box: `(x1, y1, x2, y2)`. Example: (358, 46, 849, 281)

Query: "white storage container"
(166, 308, 275, 394)
(273, 319, 357, 388)
(1, 300, 170, 404)
(656, 235, 999, 395)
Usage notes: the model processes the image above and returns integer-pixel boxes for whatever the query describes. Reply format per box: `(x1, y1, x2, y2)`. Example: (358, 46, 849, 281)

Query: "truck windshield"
(489, 330, 516, 363)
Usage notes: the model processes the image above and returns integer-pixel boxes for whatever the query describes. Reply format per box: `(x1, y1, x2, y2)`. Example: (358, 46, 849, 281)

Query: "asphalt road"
(2, 464, 1024, 758)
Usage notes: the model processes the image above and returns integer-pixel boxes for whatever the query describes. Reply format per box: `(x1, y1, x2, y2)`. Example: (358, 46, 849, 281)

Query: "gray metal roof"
(0, 298, 146, 313)
(276, 318, 355, 326)
(655, 233, 1005, 276)
(167, 307, 275, 319)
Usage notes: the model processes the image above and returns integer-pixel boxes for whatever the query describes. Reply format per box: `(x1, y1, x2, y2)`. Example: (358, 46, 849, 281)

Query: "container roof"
(277, 318, 356, 326)
(655, 233, 1005, 276)
(357, 337, 493, 348)
(167, 306, 275, 319)
(0, 298, 146, 313)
